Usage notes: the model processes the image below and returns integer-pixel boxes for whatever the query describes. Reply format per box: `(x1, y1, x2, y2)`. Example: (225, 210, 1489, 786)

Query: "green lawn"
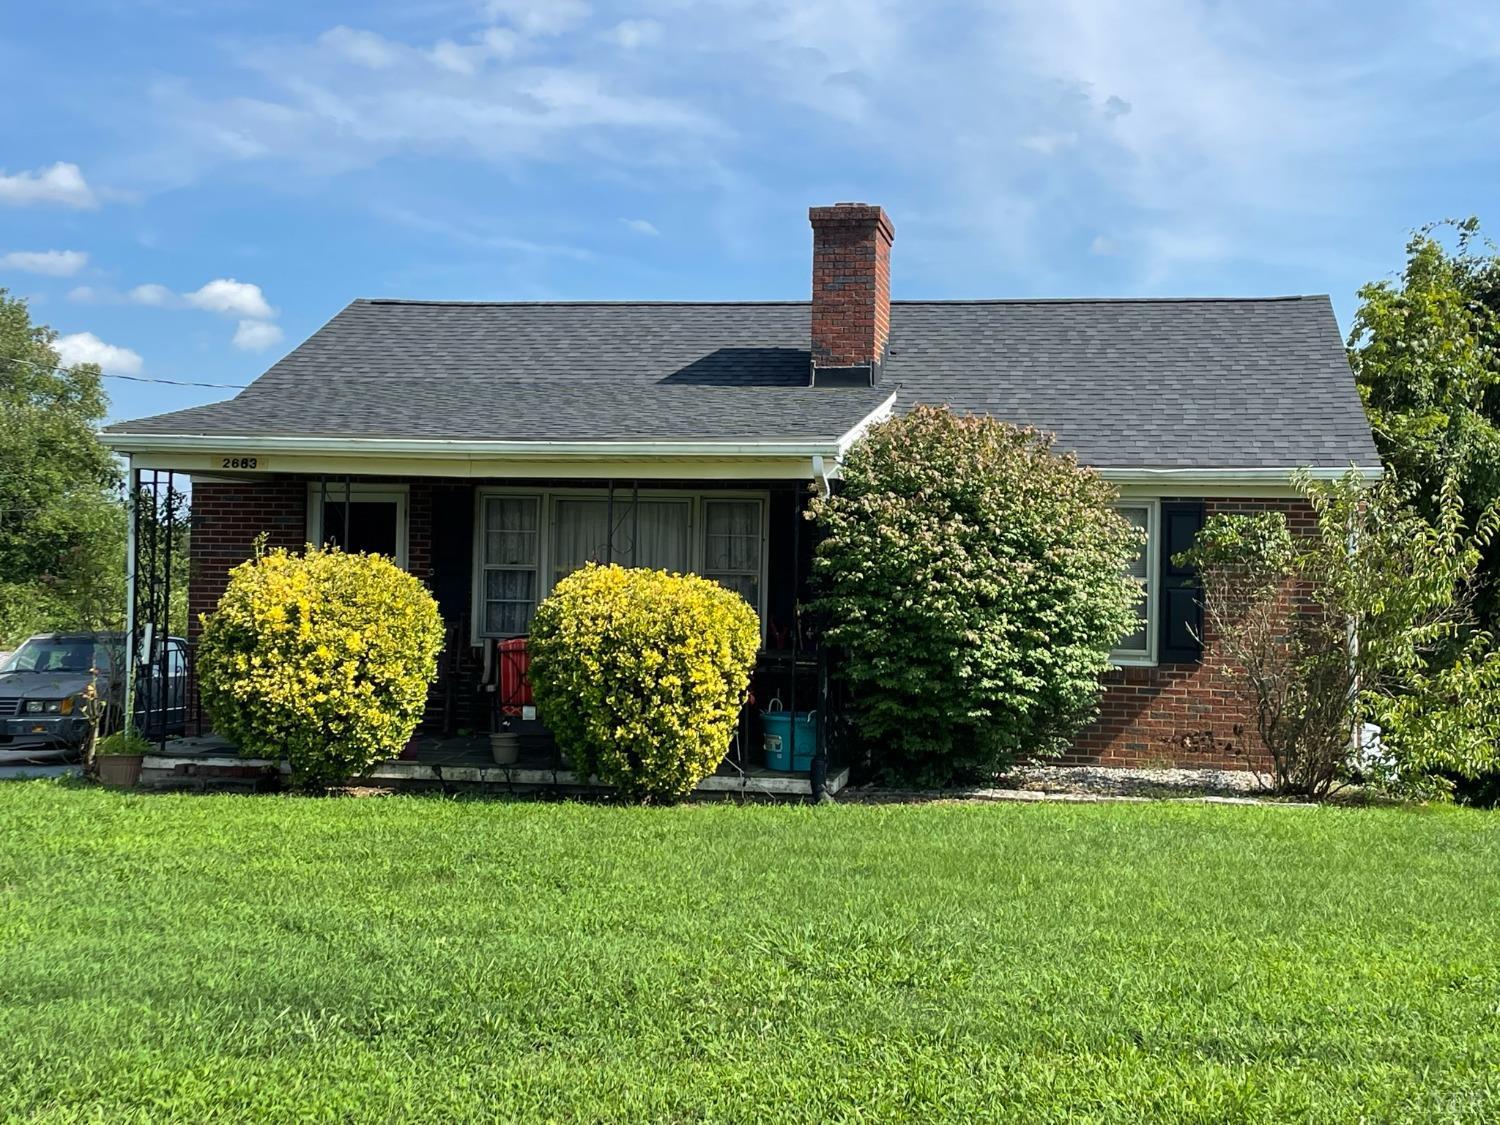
(2, 785, 1498, 1122)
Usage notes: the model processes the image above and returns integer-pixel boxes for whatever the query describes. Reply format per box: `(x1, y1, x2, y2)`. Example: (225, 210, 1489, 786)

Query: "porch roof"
(101, 378, 894, 446)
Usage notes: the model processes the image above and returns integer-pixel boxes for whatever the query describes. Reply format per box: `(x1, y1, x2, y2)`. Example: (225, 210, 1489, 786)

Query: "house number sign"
(217, 455, 269, 470)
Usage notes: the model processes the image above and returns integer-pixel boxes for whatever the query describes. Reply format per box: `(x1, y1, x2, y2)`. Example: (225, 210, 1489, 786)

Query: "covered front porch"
(122, 446, 855, 795)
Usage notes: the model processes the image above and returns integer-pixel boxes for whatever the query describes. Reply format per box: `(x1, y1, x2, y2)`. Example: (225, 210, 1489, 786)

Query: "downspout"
(812, 455, 832, 500)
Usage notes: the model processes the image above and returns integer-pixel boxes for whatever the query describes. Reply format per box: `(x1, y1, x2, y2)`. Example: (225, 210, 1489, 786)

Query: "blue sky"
(3, 0, 1498, 425)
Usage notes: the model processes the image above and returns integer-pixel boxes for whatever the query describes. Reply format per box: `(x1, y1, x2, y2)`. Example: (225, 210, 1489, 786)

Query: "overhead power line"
(0, 353, 248, 389)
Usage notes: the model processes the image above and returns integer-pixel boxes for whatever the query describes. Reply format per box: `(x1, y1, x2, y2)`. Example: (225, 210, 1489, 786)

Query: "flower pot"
(97, 754, 144, 789)
(490, 733, 520, 766)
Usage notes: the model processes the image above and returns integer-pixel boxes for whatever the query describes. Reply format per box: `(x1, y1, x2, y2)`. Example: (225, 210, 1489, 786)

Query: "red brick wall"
(1066, 496, 1316, 769)
(809, 203, 894, 371)
(187, 480, 1312, 771)
(187, 478, 307, 644)
(185, 478, 307, 731)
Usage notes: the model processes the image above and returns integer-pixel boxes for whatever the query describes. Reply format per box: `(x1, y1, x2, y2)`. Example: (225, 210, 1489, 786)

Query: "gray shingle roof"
(106, 296, 1380, 468)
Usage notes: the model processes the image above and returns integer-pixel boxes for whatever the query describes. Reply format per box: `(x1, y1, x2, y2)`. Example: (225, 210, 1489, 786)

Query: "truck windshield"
(2, 640, 118, 674)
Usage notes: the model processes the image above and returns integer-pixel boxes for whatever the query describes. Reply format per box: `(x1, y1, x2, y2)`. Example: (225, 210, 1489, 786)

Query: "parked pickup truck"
(0, 632, 188, 763)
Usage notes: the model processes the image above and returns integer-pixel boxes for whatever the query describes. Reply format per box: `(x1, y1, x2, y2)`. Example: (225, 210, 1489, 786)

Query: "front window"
(1112, 502, 1156, 663)
(474, 490, 767, 639)
(482, 496, 540, 636)
(703, 499, 763, 610)
(551, 497, 692, 583)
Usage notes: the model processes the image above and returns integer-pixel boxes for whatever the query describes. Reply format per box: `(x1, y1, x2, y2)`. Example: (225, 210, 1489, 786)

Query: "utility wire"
(0, 353, 248, 389)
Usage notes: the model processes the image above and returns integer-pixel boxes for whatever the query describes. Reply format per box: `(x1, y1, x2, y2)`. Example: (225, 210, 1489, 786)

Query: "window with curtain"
(703, 499, 762, 610)
(482, 496, 540, 635)
(1114, 503, 1152, 658)
(475, 491, 768, 639)
(552, 497, 691, 584)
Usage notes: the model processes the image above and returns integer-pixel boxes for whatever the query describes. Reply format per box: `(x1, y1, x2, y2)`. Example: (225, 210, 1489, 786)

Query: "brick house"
(102, 202, 1378, 775)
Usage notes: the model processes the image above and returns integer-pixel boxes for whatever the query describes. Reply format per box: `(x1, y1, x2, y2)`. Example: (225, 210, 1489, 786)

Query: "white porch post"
(123, 455, 138, 734)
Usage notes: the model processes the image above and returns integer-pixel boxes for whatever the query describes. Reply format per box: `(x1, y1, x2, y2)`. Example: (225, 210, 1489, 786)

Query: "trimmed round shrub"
(527, 563, 760, 802)
(810, 405, 1142, 785)
(197, 545, 443, 787)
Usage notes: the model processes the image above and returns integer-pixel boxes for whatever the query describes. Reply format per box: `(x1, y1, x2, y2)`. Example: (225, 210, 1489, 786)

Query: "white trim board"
(134, 451, 834, 481)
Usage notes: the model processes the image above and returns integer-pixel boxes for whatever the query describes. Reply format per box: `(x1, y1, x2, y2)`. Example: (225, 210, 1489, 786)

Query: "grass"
(2, 784, 1498, 1122)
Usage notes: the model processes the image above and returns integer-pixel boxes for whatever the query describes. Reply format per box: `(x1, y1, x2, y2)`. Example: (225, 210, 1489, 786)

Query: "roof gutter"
(99, 432, 853, 460)
(100, 390, 903, 471)
(1098, 465, 1383, 484)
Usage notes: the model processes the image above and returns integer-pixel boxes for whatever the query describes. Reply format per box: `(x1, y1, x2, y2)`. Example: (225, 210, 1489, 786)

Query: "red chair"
(496, 637, 533, 718)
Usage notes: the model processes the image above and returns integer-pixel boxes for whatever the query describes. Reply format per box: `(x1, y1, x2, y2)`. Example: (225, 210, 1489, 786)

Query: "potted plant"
(95, 729, 153, 788)
(490, 720, 520, 766)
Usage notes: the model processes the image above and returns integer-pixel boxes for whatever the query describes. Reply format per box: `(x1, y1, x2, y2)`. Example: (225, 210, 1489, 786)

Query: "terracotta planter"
(97, 754, 144, 789)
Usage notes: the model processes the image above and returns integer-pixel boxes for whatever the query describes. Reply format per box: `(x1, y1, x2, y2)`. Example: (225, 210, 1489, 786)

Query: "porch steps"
(138, 746, 846, 799)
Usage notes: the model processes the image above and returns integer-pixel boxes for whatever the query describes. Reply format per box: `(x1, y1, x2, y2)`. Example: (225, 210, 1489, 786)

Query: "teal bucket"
(761, 708, 816, 772)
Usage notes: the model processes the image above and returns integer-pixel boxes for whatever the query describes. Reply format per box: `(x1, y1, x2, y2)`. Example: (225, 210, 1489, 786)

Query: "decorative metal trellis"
(126, 468, 187, 752)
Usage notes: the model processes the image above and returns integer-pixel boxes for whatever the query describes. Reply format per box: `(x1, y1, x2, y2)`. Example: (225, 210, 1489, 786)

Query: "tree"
(1182, 470, 1500, 798)
(1348, 219, 1500, 630)
(0, 289, 126, 644)
(810, 405, 1142, 785)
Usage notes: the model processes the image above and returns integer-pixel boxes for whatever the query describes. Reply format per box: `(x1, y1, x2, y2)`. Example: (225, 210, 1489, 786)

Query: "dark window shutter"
(1159, 501, 1205, 663)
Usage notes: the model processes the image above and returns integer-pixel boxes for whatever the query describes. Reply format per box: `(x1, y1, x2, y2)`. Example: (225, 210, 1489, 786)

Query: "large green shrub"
(811, 405, 1142, 784)
(197, 545, 443, 787)
(527, 563, 760, 802)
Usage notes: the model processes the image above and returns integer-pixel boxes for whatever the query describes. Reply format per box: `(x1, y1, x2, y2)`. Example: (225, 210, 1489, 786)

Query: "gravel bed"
(1004, 764, 1266, 798)
(843, 764, 1277, 804)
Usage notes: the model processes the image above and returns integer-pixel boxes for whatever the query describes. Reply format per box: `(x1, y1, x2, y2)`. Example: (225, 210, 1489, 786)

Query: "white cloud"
(53, 332, 143, 374)
(483, 0, 589, 36)
(232, 319, 284, 351)
(1020, 133, 1078, 156)
(620, 217, 659, 236)
(0, 162, 97, 208)
(376, 203, 595, 260)
(184, 278, 275, 319)
(609, 19, 663, 49)
(67, 282, 177, 306)
(319, 26, 400, 68)
(428, 27, 521, 74)
(1089, 235, 1119, 256)
(153, 24, 717, 180)
(127, 1, 1469, 290)
(0, 249, 88, 276)
(129, 283, 176, 306)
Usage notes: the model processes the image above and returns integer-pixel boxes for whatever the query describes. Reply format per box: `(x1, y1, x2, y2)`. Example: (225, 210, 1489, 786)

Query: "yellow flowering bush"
(528, 563, 760, 802)
(197, 545, 443, 787)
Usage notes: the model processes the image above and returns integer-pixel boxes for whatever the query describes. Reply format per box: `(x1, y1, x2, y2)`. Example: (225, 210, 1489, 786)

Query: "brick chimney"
(809, 202, 894, 386)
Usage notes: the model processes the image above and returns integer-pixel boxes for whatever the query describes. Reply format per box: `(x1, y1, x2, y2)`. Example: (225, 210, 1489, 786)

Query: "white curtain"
(484, 497, 539, 634)
(553, 498, 690, 582)
(703, 499, 760, 609)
